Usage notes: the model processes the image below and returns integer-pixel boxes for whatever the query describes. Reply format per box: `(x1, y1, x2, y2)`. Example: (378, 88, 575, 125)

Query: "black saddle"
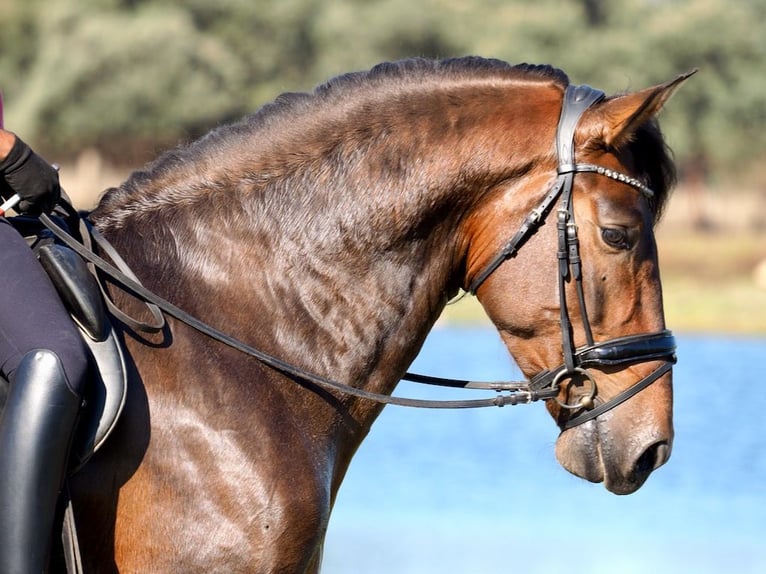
(0, 216, 129, 471)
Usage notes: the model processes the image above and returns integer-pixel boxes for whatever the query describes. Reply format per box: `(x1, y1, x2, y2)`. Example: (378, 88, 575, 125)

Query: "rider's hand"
(0, 135, 60, 215)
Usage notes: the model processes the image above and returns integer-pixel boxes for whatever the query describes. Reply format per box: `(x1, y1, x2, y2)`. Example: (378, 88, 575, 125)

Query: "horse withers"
(57, 58, 691, 572)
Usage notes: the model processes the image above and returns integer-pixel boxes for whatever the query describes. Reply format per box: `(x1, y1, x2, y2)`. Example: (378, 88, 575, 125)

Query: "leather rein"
(39, 83, 675, 428)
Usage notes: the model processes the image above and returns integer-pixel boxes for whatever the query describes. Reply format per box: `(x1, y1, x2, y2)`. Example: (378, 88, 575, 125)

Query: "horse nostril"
(635, 441, 671, 475)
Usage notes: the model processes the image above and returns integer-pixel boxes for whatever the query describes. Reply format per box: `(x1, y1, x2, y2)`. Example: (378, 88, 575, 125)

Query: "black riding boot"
(0, 349, 82, 574)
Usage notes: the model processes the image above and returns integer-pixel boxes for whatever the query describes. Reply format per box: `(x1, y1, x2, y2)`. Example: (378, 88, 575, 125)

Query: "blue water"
(323, 328, 766, 573)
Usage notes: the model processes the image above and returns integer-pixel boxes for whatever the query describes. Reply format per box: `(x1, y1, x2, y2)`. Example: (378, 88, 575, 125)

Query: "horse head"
(464, 73, 693, 494)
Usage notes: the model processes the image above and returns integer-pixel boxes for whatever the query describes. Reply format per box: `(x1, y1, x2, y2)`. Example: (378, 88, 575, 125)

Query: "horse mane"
(257, 57, 569, 123)
(91, 56, 673, 229)
(92, 58, 567, 228)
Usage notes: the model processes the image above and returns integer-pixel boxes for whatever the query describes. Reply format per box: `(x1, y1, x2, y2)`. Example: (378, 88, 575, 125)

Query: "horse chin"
(554, 413, 672, 495)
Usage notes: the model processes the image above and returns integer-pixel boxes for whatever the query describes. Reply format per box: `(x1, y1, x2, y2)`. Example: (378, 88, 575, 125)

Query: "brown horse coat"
(67, 57, 688, 572)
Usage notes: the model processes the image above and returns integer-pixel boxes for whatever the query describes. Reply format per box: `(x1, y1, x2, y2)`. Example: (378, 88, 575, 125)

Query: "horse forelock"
(630, 119, 676, 222)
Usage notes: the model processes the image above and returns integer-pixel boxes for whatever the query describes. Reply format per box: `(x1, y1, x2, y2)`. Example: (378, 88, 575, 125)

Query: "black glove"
(0, 136, 60, 215)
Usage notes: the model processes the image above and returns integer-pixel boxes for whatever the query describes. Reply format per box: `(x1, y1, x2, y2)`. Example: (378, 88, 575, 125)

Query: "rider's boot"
(0, 349, 83, 574)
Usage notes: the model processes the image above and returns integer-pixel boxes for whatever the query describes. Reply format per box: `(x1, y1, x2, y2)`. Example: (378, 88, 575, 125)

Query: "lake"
(323, 328, 766, 574)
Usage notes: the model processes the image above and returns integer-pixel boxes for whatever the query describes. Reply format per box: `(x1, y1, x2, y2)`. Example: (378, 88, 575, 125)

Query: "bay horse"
(66, 57, 690, 572)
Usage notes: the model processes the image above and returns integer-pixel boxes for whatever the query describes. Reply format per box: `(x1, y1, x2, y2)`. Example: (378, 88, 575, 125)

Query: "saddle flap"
(37, 243, 109, 342)
(69, 327, 129, 471)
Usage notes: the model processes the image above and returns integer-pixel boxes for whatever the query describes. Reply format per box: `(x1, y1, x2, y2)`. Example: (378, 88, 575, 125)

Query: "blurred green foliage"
(0, 0, 764, 182)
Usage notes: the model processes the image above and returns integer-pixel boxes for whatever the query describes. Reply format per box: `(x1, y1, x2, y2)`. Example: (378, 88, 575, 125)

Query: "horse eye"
(601, 227, 629, 249)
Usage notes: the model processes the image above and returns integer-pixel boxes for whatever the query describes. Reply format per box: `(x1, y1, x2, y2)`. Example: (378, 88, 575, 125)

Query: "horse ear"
(579, 70, 697, 149)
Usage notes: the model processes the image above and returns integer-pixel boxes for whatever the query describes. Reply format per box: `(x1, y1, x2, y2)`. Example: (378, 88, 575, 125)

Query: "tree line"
(1, 0, 763, 185)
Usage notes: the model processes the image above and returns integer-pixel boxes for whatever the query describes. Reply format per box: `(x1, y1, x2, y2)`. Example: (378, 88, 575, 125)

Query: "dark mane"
(267, 57, 568, 119)
(92, 57, 569, 228)
(237, 57, 568, 133)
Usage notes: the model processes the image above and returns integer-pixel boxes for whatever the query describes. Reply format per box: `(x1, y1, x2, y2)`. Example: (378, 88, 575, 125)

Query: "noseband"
(467, 84, 677, 429)
(39, 84, 675, 429)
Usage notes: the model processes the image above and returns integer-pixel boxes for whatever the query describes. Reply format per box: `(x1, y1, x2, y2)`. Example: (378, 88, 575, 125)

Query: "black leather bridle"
(38, 83, 675, 429)
(465, 84, 677, 429)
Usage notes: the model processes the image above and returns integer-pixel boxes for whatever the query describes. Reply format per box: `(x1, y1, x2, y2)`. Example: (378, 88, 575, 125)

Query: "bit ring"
(553, 367, 597, 410)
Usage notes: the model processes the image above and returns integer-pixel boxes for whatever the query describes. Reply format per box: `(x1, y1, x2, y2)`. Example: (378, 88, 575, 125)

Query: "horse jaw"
(554, 406, 673, 495)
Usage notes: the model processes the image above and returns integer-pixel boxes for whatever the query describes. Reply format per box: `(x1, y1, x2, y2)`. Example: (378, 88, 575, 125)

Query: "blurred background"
(1, 1, 765, 571)
(1, 0, 764, 331)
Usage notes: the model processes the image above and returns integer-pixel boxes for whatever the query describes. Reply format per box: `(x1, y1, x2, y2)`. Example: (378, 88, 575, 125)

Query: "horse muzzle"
(554, 369, 674, 495)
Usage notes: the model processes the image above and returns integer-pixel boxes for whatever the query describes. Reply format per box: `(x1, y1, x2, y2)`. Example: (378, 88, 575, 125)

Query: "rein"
(39, 212, 555, 410)
(39, 83, 675, 427)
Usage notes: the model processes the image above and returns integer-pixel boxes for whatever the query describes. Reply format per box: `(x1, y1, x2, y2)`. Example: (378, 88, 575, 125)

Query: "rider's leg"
(0, 221, 89, 383)
(0, 351, 83, 573)
(0, 219, 89, 573)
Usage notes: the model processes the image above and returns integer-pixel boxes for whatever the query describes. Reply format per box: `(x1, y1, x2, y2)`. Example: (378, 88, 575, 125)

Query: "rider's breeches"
(0, 218, 89, 388)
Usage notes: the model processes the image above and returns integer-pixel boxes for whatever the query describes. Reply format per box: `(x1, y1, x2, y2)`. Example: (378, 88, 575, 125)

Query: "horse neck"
(94, 82, 557, 422)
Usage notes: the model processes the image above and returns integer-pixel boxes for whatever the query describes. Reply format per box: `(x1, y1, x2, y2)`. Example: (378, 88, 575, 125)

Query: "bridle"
(38, 84, 675, 430)
(466, 84, 677, 429)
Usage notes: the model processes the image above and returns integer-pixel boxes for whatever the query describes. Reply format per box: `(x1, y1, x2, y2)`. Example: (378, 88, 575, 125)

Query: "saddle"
(0, 214, 129, 471)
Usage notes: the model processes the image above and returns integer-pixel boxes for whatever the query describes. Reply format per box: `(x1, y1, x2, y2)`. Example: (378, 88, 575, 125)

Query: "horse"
(64, 57, 691, 572)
